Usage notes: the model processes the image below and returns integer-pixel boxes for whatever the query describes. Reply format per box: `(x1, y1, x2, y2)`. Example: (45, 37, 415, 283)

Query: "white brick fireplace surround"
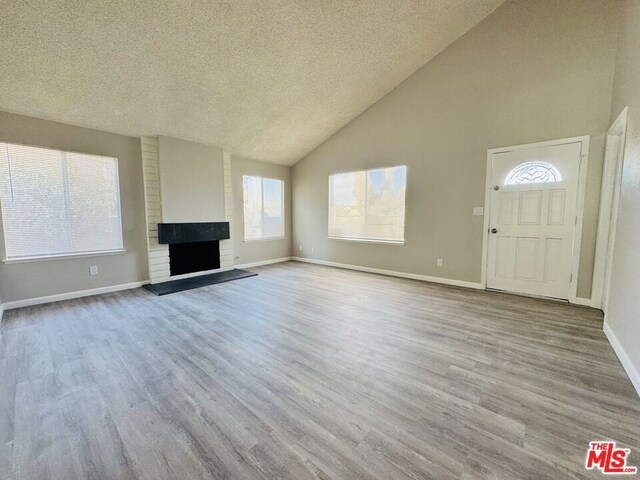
(141, 137, 234, 284)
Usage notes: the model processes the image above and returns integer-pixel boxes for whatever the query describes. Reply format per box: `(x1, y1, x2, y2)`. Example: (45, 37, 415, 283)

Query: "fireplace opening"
(168, 240, 220, 276)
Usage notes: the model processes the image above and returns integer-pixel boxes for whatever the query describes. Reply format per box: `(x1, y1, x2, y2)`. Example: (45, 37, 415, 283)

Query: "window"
(243, 176, 284, 240)
(0, 142, 124, 260)
(505, 161, 562, 185)
(329, 165, 407, 243)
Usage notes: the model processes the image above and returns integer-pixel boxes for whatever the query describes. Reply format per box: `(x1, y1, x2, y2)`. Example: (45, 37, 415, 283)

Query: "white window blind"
(329, 165, 407, 243)
(0, 142, 124, 260)
(243, 176, 284, 240)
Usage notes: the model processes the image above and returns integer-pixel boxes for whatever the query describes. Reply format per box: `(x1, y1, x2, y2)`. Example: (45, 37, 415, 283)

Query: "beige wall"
(158, 136, 226, 223)
(232, 156, 291, 265)
(604, 0, 640, 389)
(0, 111, 148, 302)
(292, 0, 619, 298)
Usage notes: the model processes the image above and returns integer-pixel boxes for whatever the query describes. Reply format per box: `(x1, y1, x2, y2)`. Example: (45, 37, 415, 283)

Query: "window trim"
(327, 165, 407, 243)
(243, 236, 286, 244)
(0, 141, 125, 261)
(242, 175, 285, 241)
(327, 236, 405, 246)
(2, 248, 127, 264)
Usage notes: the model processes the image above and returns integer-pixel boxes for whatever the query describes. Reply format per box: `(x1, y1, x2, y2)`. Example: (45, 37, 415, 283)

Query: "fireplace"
(158, 222, 230, 276)
(168, 241, 219, 276)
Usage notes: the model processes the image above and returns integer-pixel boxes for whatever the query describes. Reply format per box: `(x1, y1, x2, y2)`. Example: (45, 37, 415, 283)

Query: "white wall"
(603, 0, 640, 395)
(292, 0, 619, 299)
(158, 136, 226, 223)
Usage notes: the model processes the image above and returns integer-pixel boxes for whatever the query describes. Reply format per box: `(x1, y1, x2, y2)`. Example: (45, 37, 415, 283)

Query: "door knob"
(491, 228, 498, 234)
(493, 185, 500, 191)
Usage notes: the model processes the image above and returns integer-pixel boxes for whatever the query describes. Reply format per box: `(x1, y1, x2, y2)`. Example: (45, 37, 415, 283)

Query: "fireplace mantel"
(158, 222, 230, 244)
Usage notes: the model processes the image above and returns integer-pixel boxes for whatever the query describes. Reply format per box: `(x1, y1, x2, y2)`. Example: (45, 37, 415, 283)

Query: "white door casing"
(484, 139, 586, 300)
(592, 108, 628, 312)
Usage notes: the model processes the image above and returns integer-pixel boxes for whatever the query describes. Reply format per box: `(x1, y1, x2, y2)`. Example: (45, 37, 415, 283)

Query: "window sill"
(243, 236, 286, 243)
(3, 249, 127, 264)
(328, 237, 405, 246)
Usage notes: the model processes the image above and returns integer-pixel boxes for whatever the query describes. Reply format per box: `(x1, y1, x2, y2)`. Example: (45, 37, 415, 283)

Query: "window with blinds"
(329, 165, 407, 243)
(0, 142, 124, 260)
(243, 176, 285, 240)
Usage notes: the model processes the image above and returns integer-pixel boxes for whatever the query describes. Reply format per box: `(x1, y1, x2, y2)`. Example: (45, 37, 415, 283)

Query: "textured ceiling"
(0, 0, 506, 165)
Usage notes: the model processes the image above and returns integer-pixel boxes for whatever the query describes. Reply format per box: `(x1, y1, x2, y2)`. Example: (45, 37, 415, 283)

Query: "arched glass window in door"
(505, 161, 562, 185)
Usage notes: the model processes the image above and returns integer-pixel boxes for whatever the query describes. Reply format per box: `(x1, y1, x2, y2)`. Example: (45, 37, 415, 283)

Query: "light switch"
(473, 207, 484, 216)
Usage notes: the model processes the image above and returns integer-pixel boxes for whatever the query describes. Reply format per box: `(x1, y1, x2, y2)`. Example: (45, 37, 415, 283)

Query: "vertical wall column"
(220, 150, 234, 268)
(141, 136, 170, 283)
(141, 139, 235, 283)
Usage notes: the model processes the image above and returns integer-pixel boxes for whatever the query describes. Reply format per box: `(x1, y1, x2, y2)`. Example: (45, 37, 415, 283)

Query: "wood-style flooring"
(0, 261, 638, 479)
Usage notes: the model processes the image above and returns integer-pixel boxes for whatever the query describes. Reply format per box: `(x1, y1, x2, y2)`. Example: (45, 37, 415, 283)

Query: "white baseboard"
(291, 257, 483, 290)
(2, 281, 149, 311)
(604, 321, 640, 398)
(0, 256, 591, 314)
(1, 257, 293, 312)
(235, 257, 292, 269)
(573, 297, 594, 307)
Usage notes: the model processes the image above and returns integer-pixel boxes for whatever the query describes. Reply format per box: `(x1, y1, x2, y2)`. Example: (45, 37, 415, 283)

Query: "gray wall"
(292, 0, 619, 299)
(0, 111, 148, 302)
(605, 0, 640, 388)
(158, 136, 225, 223)
(232, 155, 291, 265)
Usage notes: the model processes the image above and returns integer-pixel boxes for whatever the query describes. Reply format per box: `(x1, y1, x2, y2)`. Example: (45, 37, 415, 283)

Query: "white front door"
(486, 142, 582, 300)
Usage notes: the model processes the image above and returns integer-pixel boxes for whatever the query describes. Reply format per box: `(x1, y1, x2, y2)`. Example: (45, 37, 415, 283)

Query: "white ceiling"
(0, 0, 505, 165)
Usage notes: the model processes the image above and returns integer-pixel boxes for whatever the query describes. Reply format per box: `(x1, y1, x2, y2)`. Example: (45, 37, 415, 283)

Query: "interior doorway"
(592, 108, 628, 312)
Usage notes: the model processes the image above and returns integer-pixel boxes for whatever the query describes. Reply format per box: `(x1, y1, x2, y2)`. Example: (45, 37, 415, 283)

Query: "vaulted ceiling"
(0, 0, 506, 165)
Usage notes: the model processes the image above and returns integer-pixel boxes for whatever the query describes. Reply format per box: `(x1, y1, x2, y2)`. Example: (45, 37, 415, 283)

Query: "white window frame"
(242, 175, 285, 242)
(0, 142, 125, 263)
(328, 165, 407, 245)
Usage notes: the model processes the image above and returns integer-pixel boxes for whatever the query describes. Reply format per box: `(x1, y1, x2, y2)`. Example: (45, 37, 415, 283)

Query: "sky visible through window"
(329, 165, 406, 242)
(332, 166, 406, 207)
(243, 175, 284, 240)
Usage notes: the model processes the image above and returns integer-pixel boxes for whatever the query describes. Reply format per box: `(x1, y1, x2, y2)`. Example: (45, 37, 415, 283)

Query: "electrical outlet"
(436, 258, 444, 267)
(89, 265, 99, 275)
(473, 207, 484, 216)
(299, 245, 303, 252)
(311, 247, 315, 254)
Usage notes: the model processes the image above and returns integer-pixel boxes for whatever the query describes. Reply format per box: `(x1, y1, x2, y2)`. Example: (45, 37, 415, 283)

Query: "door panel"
(518, 191, 543, 224)
(514, 237, 538, 280)
(543, 238, 562, 282)
(486, 142, 581, 299)
(498, 193, 513, 225)
(548, 190, 566, 225)
(495, 236, 513, 278)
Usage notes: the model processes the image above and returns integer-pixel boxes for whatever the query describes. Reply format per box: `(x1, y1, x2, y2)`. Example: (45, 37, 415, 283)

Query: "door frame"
(480, 135, 590, 304)
(591, 108, 628, 312)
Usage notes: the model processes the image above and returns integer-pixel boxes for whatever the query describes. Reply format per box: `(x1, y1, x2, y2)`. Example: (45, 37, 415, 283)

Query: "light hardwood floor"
(0, 261, 638, 480)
